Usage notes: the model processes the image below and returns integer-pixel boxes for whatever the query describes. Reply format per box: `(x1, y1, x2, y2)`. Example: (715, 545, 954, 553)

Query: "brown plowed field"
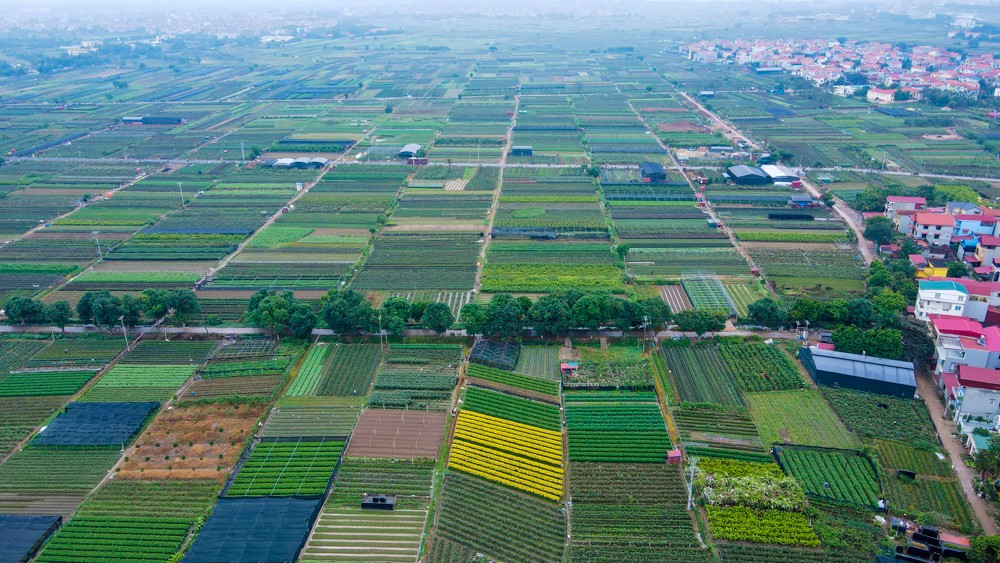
(660, 285, 693, 313)
(345, 410, 446, 459)
(116, 402, 266, 481)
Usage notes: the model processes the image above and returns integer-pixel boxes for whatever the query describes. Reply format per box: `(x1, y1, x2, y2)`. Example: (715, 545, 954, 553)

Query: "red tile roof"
(915, 213, 955, 227)
(980, 235, 1000, 246)
(909, 254, 928, 266)
(940, 371, 960, 399)
(887, 196, 926, 204)
(931, 315, 986, 338)
(957, 365, 1000, 391)
(956, 213, 997, 223)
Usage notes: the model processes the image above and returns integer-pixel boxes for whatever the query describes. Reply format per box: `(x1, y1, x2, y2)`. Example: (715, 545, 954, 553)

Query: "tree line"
(3, 289, 200, 331)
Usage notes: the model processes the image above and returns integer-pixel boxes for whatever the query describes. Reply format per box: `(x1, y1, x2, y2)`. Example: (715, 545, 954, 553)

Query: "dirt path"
(677, 91, 758, 150)
(667, 89, 876, 269)
(799, 177, 875, 265)
(623, 97, 760, 274)
(915, 367, 998, 534)
(473, 93, 519, 293)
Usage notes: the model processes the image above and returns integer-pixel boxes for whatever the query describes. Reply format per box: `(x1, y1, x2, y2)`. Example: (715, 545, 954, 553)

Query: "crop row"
(466, 363, 559, 398)
(778, 447, 881, 507)
(285, 344, 332, 396)
(226, 439, 344, 497)
(0, 369, 97, 397)
(449, 410, 563, 500)
(462, 387, 561, 430)
(717, 339, 804, 391)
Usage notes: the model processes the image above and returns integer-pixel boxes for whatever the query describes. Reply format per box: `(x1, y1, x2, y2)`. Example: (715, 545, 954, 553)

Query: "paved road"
(806, 166, 998, 184)
(915, 367, 998, 535)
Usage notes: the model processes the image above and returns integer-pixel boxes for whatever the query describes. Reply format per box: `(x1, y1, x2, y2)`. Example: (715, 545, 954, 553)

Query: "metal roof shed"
(639, 161, 666, 180)
(398, 144, 422, 158)
(798, 346, 916, 398)
(726, 165, 769, 185)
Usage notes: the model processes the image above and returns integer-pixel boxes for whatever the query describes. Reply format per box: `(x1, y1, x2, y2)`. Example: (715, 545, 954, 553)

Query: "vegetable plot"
(777, 446, 881, 508)
(226, 438, 344, 497)
(706, 506, 820, 547)
(449, 410, 563, 500)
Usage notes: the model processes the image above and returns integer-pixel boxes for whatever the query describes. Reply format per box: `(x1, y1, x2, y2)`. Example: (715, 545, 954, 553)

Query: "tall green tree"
(486, 293, 525, 339)
(4, 297, 45, 325)
(321, 290, 374, 334)
(247, 291, 301, 336)
(946, 261, 970, 278)
(867, 261, 894, 289)
(571, 292, 615, 332)
(864, 216, 896, 246)
(166, 289, 200, 325)
(422, 302, 455, 334)
(873, 289, 906, 324)
(45, 300, 73, 331)
(119, 295, 143, 327)
(528, 294, 571, 335)
(459, 302, 488, 336)
(970, 534, 1000, 563)
(746, 297, 787, 327)
(77, 290, 113, 325)
(381, 296, 412, 322)
(140, 289, 170, 320)
(288, 302, 317, 339)
(614, 298, 646, 331)
(639, 298, 672, 331)
(673, 310, 727, 336)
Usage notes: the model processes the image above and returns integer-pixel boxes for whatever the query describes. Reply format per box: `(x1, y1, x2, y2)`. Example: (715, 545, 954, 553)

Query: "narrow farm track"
(472, 93, 519, 293)
(666, 85, 875, 268)
(915, 368, 998, 535)
(623, 96, 761, 275)
(200, 155, 342, 284)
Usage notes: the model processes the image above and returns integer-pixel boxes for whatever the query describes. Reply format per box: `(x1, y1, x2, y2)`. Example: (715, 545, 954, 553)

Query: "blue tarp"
(32, 402, 158, 446)
(183, 497, 321, 563)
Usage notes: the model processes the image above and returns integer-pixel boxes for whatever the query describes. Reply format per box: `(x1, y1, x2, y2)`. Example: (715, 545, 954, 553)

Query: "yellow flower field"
(448, 410, 564, 501)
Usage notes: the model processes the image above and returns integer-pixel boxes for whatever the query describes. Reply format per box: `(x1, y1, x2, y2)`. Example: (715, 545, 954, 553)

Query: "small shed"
(639, 161, 666, 181)
(561, 362, 579, 376)
(789, 195, 819, 208)
(361, 494, 396, 510)
(798, 346, 916, 398)
(667, 449, 682, 465)
(511, 146, 533, 157)
(398, 144, 422, 159)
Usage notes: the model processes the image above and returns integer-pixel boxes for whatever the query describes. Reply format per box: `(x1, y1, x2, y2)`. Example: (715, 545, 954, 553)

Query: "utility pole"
(378, 313, 384, 349)
(177, 182, 184, 207)
(118, 315, 130, 351)
(92, 231, 103, 260)
(687, 456, 698, 510)
(240, 141, 246, 161)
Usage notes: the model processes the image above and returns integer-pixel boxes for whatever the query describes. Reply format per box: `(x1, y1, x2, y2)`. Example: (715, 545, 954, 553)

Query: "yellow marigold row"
(450, 438, 564, 484)
(453, 423, 562, 466)
(455, 411, 562, 463)
(449, 440, 563, 501)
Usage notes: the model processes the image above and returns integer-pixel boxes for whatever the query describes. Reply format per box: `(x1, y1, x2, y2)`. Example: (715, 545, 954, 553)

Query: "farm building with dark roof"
(798, 346, 916, 398)
(726, 165, 769, 185)
(639, 161, 666, 181)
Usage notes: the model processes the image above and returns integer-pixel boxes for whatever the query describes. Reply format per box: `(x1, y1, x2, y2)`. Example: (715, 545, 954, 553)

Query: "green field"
(746, 390, 859, 450)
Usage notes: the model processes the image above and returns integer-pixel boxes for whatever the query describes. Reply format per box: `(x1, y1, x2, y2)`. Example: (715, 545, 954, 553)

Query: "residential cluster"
(883, 195, 1000, 451)
(684, 39, 1000, 98)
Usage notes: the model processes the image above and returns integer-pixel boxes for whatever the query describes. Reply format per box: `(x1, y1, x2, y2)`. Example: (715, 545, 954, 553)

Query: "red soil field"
(345, 410, 447, 459)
